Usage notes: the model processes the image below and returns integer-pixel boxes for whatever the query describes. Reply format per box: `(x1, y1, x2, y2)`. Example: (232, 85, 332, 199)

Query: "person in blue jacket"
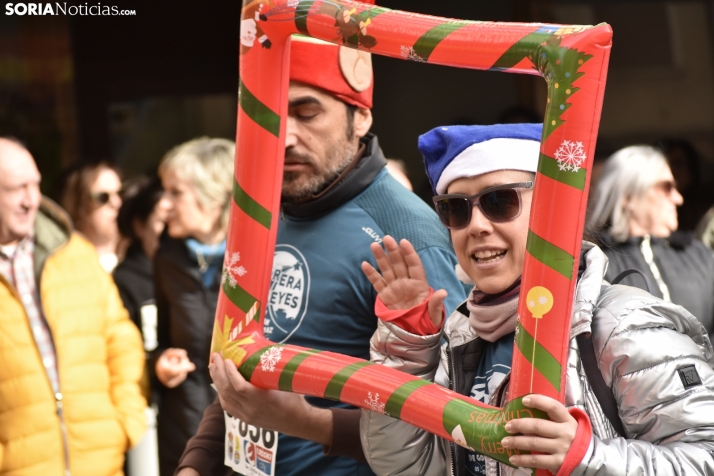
(175, 35, 467, 476)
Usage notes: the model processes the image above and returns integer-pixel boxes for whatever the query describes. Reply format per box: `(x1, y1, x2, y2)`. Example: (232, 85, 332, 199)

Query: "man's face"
(282, 83, 361, 202)
(0, 140, 42, 245)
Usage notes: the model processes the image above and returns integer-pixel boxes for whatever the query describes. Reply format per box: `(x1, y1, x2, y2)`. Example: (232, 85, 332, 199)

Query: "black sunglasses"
(90, 191, 119, 205)
(432, 181, 534, 229)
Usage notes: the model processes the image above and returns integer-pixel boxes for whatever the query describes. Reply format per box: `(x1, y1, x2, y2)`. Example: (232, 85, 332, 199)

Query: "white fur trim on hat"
(435, 138, 540, 194)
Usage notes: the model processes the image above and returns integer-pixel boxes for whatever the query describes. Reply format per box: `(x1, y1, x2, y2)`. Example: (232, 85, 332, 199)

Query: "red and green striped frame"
(213, 1, 611, 472)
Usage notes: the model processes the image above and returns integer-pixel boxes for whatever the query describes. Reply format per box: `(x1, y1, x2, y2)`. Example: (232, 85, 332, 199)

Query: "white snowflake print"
(222, 252, 247, 288)
(399, 45, 426, 63)
(286, 0, 299, 7)
(538, 295, 548, 305)
(364, 392, 386, 413)
(259, 346, 284, 372)
(554, 140, 586, 172)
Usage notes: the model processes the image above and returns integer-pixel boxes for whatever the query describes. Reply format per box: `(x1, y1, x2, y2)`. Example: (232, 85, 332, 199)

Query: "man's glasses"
(432, 182, 534, 229)
(90, 191, 120, 206)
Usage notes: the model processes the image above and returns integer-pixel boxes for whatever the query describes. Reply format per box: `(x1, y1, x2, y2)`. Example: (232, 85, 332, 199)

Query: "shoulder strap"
(576, 333, 626, 436)
(610, 268, 655, 295)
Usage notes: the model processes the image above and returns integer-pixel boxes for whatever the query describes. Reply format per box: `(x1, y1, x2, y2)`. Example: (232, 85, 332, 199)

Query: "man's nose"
(285, 117, 298, 149)
(22, 184, 41, 209)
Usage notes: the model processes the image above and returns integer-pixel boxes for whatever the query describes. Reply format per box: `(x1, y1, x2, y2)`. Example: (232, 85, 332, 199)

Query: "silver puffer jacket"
(361, 242, 714, 475)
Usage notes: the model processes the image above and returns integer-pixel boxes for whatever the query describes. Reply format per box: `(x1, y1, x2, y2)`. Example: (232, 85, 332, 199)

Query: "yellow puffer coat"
(0, 200, 146, 476)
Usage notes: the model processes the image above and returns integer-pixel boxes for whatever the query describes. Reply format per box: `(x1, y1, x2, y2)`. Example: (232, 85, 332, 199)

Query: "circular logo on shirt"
(244, 441, 255, 464)
(265, 245, 310, 342)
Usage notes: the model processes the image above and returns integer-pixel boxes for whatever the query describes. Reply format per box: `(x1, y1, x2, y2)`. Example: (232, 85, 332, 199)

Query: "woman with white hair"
(148, 137, 235, 476)
(587, 145, 714, 340)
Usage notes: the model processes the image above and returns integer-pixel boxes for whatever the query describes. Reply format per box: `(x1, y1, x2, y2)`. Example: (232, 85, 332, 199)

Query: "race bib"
(224, 412, 278, 476)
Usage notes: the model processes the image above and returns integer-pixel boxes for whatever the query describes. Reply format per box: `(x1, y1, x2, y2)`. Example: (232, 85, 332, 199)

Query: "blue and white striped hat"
(419, 123, 542, 194)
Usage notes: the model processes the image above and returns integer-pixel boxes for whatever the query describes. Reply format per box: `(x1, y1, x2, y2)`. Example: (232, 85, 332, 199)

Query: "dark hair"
(59, 162, 122, 228)
(117, 176, 164, 242)
(345, 103, 358, 141)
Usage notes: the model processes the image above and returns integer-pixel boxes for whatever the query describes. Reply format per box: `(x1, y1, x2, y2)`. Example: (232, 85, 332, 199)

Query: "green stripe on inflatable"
(515, 321, 561, 392)
(278, 349, 321, 392)
(412, 21, 470, 62)
(359, 6, 390, 21)
(383, 380, 431, 419)
(233, 178, 272, 230)
(221, 279, 259, 314)
(294, 0, 315, 35)
(239, 80, 281, 138)
(490, 30, 555, 71)
(526, 230, 574, 280)
(324, 361, 374, 401)
(239, 345, 276, 381)
(538, 153, 587, 191)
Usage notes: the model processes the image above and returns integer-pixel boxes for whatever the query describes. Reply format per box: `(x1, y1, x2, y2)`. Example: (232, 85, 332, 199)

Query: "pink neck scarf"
(465, 279, 520, 342)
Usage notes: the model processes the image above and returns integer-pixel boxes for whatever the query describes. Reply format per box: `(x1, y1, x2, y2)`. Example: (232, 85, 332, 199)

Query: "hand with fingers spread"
(209, 353, 333, 445)
(500, 395, 579, 474)
(361, 235, 448, 328)
(155, 347, 196, 388)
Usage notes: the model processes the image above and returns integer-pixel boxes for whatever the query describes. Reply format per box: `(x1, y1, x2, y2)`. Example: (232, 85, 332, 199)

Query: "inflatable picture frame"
(213, 0, 612, 472)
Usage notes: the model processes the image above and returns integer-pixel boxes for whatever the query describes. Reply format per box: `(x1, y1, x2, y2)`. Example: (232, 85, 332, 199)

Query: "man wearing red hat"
(175, 35, 466, 476)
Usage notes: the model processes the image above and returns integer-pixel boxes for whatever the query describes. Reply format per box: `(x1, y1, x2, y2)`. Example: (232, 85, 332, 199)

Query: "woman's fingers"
(427, 289, 447, 328)
(507, 453, 563, 471)
(384, 236, 409, 279)
(369, 242, 396, 282)
(501, 432, 564, 454)
(399, 239, 428, 283)
(361, 261, 387, 293)
(524, 395, 574, 424)
(505, 415, 564, 439)
(501, 395, 579, 474)
(367, 236, 427, 288)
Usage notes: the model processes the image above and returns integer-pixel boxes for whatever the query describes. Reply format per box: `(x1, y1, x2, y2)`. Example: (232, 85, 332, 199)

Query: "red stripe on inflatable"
(399, 386, 454, 440)
(288, 352, 364, 399)
(428, 23, 541, 71)
(529, 176, 584, 253)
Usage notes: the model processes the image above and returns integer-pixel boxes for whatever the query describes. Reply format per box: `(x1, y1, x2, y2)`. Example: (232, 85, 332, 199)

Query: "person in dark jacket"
(587, 145, 714, 341)
(148, 137, 235, 476)
(114, 176, 168, 334)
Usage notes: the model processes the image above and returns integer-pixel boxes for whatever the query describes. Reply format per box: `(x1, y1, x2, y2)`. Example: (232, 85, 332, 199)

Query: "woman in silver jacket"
(359, 124, 714, 476)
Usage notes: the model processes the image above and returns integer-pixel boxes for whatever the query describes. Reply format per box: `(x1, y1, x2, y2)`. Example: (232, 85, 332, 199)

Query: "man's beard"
(282, 147, 355, 203)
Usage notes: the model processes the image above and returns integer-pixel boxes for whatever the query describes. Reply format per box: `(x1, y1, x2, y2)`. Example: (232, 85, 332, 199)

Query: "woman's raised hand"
(361, 235, 447, 327)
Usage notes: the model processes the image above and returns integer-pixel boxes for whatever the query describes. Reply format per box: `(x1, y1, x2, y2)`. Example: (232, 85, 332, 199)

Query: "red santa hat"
(289, 8, 374, 109)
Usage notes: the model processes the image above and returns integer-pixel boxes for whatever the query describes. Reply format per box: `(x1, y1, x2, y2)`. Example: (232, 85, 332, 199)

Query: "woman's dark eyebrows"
(288, 96, 322, 108)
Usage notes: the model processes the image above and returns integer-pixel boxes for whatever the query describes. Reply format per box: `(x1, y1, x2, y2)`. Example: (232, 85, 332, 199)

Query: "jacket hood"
(570, 241, 609, 337)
